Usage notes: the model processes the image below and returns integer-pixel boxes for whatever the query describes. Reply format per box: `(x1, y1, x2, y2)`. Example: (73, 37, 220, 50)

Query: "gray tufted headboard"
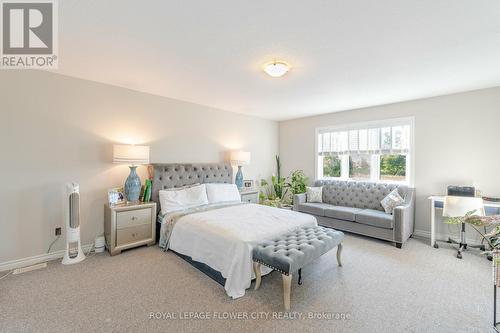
(150, 163, 233, 213)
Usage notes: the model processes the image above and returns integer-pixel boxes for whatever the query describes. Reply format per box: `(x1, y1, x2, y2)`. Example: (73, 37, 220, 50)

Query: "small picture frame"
(243, 180, 254, 190)
(108, 187, 125, 206)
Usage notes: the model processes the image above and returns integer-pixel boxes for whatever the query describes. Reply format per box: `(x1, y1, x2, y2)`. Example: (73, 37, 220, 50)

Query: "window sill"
(316, 177, 410, 186)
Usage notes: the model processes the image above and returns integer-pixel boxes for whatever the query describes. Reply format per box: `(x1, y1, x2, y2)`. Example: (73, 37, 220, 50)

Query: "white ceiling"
(56, 0, 500, 121)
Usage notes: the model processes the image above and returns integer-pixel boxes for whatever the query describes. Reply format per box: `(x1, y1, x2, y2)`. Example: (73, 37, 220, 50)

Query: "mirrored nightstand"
(104, 202, 156, 255)
(240, 190, 259, 204)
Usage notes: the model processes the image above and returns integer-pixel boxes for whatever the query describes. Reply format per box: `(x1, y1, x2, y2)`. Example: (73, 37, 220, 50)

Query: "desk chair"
(442, 196, 486, 259)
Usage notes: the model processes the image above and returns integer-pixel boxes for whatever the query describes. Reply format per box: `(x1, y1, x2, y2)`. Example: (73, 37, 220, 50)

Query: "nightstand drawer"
(241, 192, 258, 204)
(116, 208, 151, 229)
(242, 196, 258, 204)
(116, 224, 152, 246)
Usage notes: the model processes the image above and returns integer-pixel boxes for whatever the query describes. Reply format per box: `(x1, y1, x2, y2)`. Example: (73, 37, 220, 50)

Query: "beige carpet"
(0, 234, 492, 333)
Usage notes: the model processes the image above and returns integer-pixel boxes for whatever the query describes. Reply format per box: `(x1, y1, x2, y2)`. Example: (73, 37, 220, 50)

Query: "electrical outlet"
(55, 227, 61, 236)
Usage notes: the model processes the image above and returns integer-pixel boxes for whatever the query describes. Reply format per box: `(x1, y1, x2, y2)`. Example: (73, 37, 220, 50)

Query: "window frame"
(315, 117, 415, 186)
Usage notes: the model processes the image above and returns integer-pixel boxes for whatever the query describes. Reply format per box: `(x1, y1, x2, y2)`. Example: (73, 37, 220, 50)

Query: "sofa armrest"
(293, 193, 306, 211)
(393, 188, 415, 244)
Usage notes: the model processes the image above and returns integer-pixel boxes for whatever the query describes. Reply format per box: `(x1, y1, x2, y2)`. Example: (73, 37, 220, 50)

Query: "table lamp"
(113, 144, 150, 202)
(230, 151, 251, 191)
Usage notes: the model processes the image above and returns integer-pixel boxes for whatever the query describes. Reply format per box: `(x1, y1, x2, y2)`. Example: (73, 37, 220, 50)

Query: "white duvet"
(168, 204, 317, 299)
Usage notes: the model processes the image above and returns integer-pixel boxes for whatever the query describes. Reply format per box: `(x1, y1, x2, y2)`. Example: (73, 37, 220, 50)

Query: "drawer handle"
(131, 216, 138, 221)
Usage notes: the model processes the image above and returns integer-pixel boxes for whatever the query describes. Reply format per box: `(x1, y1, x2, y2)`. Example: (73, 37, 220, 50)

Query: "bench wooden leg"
(282, 274, 292, 311)
(336, 243, 343, 267)
(253, 262, 261, 290)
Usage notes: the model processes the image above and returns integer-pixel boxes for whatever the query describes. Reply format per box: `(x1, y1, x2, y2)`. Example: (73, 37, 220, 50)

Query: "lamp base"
(125, 166, 142, 202)
(235, 166, 244, 191)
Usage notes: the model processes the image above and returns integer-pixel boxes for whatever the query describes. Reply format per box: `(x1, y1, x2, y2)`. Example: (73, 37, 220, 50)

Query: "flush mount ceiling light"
(263, 61, 290, 78)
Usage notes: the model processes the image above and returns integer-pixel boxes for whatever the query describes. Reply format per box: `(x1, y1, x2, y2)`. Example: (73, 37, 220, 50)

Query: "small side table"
(240, 190, 259, 204)
(104, 202, 156, 255)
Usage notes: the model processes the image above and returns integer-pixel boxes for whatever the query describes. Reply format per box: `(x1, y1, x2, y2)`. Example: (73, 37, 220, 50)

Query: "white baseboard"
(413, 229, 484, 246)
(0, 244, 93, 273)
(413, 229, 432, 239)
(1, 229, 483, 272)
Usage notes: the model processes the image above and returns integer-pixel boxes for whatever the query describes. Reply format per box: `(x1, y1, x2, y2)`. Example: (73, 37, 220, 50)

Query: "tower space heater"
(62, 183, 86, 265)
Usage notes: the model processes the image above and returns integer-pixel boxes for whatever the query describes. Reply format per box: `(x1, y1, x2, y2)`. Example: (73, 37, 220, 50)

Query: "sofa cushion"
(324, 206, 363, 221)
(380, 188, 405, 214)
(297, 203, 332, 216)
(355, 209, 394, 229)
(315, 180, 408, 212)
(306, 186, 323, 203)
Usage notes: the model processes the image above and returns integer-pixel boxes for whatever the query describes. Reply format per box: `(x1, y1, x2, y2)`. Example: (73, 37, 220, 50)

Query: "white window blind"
(318, 123, 411, 156)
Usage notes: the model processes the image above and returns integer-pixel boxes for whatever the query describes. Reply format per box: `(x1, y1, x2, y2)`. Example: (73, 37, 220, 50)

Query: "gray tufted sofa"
(293, 180, 415, 248)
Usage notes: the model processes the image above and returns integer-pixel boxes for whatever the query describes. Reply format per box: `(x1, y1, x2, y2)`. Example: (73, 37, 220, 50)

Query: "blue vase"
(124, 166, 141, 202)
(235, 165, 244, 191)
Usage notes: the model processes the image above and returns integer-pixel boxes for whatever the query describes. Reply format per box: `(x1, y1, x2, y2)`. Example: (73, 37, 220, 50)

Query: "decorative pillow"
(159, 184, 208, 215)
(206, 183, 241, 204)
(306, 186, 323, 203)
(381, 188, 405, 214)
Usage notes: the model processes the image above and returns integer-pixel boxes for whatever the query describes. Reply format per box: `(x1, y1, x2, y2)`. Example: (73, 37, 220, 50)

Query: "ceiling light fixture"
(263, 61, 290, 78)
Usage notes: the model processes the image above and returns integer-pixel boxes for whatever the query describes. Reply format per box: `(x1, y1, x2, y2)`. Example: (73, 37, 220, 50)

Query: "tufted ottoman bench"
(252, 226, 344, 310)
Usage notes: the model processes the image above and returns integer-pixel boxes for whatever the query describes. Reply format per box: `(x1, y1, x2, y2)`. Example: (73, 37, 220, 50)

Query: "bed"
(151, 163, 317, 299)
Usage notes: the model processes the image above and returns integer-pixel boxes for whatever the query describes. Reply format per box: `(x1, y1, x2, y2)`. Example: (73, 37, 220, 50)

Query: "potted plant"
(446, 211, 500, 282)
(272, 155, 288, 201)
(286, 170, 308, 196)
(447, 211, 500, 331)
(258, 156, 309, 209)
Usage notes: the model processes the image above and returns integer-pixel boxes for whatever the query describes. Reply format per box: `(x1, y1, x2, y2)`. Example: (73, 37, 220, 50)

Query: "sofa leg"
(336, 243, 343, 266)
(396, 243, 402, 249)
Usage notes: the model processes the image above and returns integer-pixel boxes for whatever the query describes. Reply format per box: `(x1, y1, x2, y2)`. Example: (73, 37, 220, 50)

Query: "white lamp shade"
(113, 144, 150, 164)
(443, 196, 485, 217)
(230, 151, 251, 166)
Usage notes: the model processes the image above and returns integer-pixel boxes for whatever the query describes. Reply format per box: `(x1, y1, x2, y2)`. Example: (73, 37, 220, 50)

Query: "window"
(349, 154, 371, 180)
(323, 155, 341, 178)
(316, 118, 413, 184)
(380, 154, 406, 182)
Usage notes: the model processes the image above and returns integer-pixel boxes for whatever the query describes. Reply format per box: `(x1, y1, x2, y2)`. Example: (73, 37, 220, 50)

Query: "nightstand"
(104, 202, 156, 255)
(240, 190, 259, 204)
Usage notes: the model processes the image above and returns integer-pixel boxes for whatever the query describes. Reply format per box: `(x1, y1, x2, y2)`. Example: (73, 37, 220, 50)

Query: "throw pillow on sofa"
(381, 188, 405, 214)
(306, 186, 323, 203)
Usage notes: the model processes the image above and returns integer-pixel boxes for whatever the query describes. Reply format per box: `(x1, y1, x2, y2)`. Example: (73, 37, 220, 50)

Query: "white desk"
(428, 196, 500, 248)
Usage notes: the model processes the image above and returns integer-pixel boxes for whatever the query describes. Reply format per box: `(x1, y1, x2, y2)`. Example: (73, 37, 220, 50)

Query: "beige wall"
(0, 71, 278, 264)
(279, 87, 500, 237)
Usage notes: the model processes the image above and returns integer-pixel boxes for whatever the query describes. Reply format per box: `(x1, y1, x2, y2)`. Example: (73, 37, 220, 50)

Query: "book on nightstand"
(142, 179, 152, 202)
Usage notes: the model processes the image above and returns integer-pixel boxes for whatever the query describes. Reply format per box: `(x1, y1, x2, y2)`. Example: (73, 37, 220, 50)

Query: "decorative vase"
(235, 165, 244, 191)
(124, 166, 141, 202)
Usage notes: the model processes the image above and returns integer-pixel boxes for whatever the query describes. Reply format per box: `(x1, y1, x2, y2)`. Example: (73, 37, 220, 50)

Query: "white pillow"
(159, 184, 208, 215)
(306, 186, 323, 203)
(206, 183, 241, 204)
(381, 188, 405, 214)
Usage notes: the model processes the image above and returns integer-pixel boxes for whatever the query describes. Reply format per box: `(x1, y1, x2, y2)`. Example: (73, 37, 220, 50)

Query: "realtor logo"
(1, 0, 58, 69)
